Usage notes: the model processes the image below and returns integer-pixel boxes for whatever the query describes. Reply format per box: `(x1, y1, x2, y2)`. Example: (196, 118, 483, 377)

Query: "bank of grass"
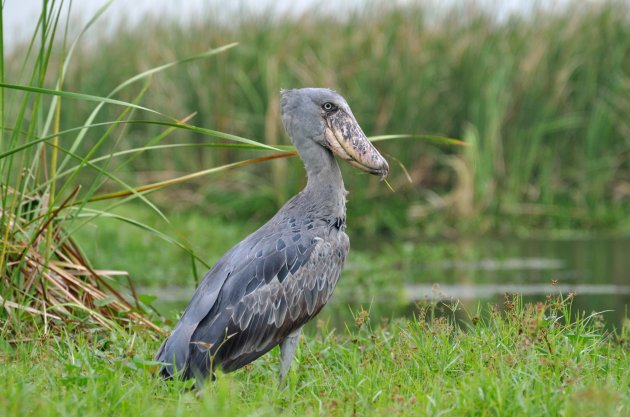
(1, 294, 628, 416)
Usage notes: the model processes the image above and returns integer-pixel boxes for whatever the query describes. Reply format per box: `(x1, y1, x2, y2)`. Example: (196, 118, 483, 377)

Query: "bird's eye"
(322, 102, 337, 112)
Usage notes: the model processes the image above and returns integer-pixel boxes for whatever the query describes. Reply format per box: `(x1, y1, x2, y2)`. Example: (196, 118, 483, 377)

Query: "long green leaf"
(0, 119, 281, 161)
(41, 0, 114, 138)
(0, 82, 165, 118)
(24, 137, 170, 224)
(369, 134, 467, 146)
(83, 151, 296, 204)
(55, 43, 239, 175)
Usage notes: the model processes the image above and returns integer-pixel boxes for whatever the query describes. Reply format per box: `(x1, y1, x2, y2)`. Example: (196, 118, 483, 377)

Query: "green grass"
(1, 295, 628, 416)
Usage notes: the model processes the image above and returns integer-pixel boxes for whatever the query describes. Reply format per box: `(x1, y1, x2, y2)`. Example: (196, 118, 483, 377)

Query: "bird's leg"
(279, 327, 302, 389)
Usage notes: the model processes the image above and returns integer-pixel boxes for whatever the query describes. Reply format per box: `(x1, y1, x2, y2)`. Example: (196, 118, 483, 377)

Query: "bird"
(155, 87, 389, 384)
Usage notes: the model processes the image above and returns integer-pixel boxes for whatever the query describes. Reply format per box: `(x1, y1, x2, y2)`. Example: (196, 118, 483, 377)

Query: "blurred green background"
(7, 1, 630, 235)
(3, 0, 630, 326)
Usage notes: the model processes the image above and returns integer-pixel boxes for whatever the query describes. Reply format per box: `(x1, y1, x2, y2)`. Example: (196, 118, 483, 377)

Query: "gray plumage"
(156, 88, 388, 383)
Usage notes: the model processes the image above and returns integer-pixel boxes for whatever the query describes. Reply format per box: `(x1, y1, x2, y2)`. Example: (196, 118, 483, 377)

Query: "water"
(152, 237, 630, 330)
(323, 236, 630, 329)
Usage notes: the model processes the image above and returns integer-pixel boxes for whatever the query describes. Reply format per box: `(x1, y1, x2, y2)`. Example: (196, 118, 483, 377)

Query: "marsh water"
(153, 236, 630, 330)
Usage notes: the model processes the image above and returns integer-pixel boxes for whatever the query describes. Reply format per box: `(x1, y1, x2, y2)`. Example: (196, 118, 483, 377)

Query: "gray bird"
(156, 88, 389, 384)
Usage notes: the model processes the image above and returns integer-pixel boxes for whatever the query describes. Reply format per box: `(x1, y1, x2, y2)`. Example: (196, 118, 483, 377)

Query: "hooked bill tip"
(372, 163, 390, 180)
(324, 117, 389, 178)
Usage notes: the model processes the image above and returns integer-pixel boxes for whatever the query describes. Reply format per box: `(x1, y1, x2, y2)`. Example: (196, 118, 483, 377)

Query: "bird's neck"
(300, 141, 347, 220)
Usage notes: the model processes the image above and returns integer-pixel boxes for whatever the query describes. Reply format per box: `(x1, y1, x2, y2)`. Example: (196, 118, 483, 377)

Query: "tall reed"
(19, 2, 628, 233)
(0, 1, 281, 335)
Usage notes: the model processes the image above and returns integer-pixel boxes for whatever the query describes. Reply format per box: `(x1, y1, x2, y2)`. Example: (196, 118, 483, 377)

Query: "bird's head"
(280, 88, 389, 179)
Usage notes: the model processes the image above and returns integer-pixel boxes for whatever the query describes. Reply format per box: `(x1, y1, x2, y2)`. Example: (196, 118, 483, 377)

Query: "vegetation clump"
(0, 2, 259, 335)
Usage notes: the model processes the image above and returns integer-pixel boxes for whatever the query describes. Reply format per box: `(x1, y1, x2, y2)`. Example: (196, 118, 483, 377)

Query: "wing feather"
(157, 199, 349, 380)
(214, 235, 347, 372)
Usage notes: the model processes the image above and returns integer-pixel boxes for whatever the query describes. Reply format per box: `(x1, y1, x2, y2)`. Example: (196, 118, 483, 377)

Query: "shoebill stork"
(156, 88, 389, 384)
